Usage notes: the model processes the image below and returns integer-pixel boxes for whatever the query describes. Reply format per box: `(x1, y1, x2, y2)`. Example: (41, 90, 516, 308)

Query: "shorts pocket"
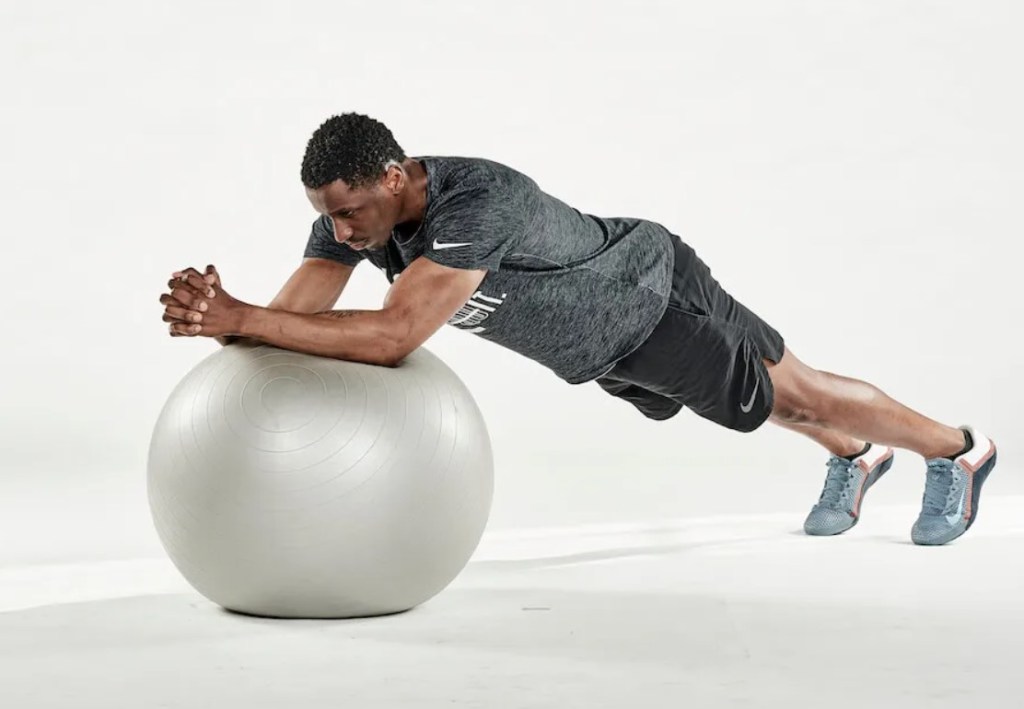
(665, 300, 711, 319)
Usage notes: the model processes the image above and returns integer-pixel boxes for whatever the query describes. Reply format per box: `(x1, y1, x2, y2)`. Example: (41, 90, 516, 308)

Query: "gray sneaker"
(912, 425, 997, 546)
(804, 444, 895, 536)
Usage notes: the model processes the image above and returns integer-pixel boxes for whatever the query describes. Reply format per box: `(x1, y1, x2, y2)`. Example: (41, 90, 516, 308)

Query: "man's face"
(306, 171, 402, 252)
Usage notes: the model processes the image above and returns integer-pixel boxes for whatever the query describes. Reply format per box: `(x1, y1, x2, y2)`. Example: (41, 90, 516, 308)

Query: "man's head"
(301, 113, 411, 252)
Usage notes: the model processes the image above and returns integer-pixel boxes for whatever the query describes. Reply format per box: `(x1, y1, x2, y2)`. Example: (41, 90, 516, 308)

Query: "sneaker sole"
(965, 449, 997, 532)
(858, 453, 895, 514)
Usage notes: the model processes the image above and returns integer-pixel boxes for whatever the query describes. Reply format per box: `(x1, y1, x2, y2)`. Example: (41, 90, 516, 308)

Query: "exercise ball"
(147, 343, 494, 619)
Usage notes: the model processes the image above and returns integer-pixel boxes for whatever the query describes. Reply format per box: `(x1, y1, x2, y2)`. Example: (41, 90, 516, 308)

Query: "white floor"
(2, 497, 1023, 709)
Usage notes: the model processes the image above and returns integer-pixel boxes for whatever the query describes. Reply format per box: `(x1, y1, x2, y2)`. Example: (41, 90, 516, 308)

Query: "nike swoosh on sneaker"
(945, 490, 966, 525)
(740, 379, 760, 413)
(433, 239, 472, 250)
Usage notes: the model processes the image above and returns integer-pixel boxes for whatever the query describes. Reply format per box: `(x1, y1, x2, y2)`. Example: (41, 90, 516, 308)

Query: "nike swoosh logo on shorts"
(433, 239, 472, 250)
(740, 379, 760, 413)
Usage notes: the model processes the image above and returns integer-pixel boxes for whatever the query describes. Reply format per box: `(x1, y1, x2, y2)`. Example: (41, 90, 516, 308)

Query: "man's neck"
(397, 158, 428, 225)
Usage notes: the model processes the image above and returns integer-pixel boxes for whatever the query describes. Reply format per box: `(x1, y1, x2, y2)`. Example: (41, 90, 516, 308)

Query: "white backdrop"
(1, 0, 1020, 567)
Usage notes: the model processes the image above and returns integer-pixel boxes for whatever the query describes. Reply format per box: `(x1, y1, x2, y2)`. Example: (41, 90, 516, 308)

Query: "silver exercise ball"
(147, 343, 494, 619)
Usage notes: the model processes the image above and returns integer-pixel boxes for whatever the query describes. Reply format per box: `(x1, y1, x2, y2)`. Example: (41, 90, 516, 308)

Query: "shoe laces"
(921, 459, 967, 516)
(818, 456, 857, 509)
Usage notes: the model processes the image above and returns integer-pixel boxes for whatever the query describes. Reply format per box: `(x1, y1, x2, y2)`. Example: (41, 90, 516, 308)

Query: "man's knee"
(764, 351, 831, 425)
(771, 402, 821, 425)
(770, 391, 826, 425)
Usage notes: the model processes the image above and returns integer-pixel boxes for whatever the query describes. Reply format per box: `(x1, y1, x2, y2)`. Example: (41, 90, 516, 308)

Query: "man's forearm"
(237, 306, 405, 366)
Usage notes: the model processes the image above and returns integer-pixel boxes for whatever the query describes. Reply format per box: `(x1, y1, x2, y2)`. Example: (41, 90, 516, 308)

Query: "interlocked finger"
(173, 267, 218, 287)
(162, 306, 203, 324)
(168, 284, 209, 308)
(168, 321, 203, 337)
(167, 275, 215, 297)
(160, 292, 208, 312)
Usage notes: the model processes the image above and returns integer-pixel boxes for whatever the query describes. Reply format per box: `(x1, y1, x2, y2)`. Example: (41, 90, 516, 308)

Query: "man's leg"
(758, 346, 998, 546)
(768, 392, 896, 536)
(763, 346, 965, 459)
(770, 418, 867, 458)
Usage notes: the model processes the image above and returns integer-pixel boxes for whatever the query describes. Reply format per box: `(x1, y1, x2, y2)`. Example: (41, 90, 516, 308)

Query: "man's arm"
(216, 258, 356, 346)
(236, 256, 487, 366)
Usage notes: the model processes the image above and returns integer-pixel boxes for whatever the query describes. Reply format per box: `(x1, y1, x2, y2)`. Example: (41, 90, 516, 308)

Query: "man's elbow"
(357, 335, 404, 368)
(375, 317, 416, 368)
(374, 346, 403, 368)
(375, 345, 413, 368)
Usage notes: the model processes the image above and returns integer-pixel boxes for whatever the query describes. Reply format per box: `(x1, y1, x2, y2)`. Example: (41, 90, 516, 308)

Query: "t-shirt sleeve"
(302, 215, 364, 266)
(422, 184, 525, 272)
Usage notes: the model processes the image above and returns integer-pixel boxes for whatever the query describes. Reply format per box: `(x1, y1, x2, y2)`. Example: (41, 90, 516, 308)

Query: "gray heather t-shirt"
(303, 156, 675, 384)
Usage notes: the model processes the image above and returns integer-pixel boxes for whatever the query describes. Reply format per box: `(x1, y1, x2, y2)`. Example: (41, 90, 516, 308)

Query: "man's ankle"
(838, 441, 870, 461)
(923, 429, 971, 461)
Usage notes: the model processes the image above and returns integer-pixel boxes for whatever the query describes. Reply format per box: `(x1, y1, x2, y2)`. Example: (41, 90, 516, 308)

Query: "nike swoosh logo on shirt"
(740, 379, 760, 413)
(433, 239, 472, 250)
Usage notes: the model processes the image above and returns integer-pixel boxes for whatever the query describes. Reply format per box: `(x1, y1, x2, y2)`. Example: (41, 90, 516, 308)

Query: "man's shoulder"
(418, 155, 533, 190)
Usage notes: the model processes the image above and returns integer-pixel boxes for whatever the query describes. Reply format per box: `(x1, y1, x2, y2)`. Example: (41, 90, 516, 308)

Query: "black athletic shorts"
(595, 234, 785, 433)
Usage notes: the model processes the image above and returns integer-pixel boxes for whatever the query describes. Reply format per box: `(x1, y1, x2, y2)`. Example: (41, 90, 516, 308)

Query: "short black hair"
(300, 113, 407, 190)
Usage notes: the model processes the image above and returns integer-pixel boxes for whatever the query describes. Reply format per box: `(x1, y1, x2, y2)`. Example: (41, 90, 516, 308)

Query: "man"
(160, 112, 997, 546)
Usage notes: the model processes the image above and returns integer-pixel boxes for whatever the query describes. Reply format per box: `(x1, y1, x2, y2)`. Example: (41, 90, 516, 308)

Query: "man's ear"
(384, 163, 405, 195)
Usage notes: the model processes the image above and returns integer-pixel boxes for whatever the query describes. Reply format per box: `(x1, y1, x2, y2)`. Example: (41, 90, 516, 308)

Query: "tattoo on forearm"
(317, 310, 362, 320)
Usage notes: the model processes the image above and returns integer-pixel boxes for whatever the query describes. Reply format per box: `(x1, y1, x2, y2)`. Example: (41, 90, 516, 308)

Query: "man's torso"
(305, 156, 676, 383)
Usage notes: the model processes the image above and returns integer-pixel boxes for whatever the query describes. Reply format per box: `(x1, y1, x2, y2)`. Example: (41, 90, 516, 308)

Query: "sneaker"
(911, 425, 997, 546)
(804, 443, 895, 536)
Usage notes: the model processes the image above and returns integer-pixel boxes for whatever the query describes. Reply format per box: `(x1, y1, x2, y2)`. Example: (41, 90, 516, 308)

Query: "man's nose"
(331, 219, 353, 242)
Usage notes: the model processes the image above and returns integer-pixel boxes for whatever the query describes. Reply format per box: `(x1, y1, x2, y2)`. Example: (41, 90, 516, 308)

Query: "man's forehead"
(309, 180, 361, 211)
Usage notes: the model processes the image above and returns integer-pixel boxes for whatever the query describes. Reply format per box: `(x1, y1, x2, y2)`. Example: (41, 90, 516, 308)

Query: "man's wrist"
(237, 304, 266, 339)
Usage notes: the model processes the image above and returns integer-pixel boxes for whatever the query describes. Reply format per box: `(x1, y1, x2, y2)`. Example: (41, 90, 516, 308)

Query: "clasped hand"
(159, 264, 247, 338)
